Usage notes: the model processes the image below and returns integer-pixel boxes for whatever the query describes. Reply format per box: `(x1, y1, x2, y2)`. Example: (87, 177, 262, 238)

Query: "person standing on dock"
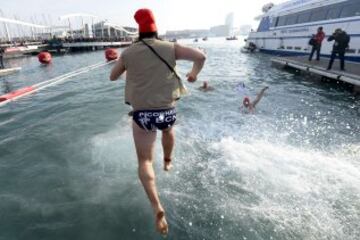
(308, 27, 325, 61)
(0, 47, 5, 69)
(327, 28, 350, 71)
(109, 8, 206, 236)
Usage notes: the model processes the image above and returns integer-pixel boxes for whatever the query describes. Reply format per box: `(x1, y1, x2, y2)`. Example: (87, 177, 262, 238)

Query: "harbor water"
(0, 39, 359, 240)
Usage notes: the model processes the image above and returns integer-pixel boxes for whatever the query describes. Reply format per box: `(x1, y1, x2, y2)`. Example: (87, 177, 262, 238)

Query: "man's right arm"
(109, 56, 126, 81)
(174, 44, 206, 82)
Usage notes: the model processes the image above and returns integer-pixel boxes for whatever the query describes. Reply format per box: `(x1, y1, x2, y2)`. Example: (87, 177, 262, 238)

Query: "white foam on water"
(211, 137, 360, 239)
(78, 118, 140, 204)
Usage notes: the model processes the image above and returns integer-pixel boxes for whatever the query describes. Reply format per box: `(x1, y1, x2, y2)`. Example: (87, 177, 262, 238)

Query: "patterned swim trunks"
(133, 108, 176, 131)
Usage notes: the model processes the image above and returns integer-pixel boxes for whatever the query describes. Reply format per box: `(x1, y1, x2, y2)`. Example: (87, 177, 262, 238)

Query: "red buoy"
(38, 52, 52, 64)
(105, 48, 118, 61)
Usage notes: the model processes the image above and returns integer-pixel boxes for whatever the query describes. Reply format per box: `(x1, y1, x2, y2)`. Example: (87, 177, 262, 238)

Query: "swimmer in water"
(242, 86, 269, 113)
(198, 81, 214, 92)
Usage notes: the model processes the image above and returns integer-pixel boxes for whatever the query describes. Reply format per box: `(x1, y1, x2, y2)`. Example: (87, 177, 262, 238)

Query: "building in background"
(238, 24, 252, 36)
(92, 21, 137, 39)
(209, 25, 230, 37)
(165, 12, 235, 39)
(165, 29, 209, 39)
(225, 12, 234, 35)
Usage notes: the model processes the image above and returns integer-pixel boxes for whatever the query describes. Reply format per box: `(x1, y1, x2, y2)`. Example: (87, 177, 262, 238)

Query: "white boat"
(3, 45, 44, 59)
(246, 0, 360, 62)
(0, 67, 21, 77)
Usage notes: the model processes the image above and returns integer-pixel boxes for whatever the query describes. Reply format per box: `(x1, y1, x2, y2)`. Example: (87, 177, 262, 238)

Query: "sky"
(0, 0, 286, 34)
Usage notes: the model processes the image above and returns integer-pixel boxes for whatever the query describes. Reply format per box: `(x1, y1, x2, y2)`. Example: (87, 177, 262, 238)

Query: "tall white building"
(225, 12, 234, 35)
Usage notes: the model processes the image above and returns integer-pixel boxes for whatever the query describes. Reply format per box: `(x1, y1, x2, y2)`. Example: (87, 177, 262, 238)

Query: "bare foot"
(164, 158, 172, 171)
(156, 211, 168, 236)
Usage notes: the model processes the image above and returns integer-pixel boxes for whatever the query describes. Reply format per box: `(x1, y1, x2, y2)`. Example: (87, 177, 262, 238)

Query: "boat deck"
(271, 56, 360, 87)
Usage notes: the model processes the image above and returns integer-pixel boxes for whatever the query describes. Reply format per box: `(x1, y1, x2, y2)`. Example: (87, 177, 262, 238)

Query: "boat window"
(297, 11, 311, 23)
(257, 17, 271, 32)
(285, 14, 298, 25)
(277, 16, 287, 26)
(346, 49, 356, 54)
(340, 2, 360, 18)
(271, 17, 279, 27)
(275, 0, 360, 28)
(310, 9, 327, 22)
(326, 7, 341, 20)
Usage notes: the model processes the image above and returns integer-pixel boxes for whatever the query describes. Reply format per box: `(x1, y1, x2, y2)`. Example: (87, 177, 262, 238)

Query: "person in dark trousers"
(327, 28, 350, 71)
(309, 27, 325, 61)
(0, 47, 5, 69)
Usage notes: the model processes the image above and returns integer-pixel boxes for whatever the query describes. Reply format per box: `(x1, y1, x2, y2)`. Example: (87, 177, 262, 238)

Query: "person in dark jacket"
(327, 28, 350, 71)
(309, 27, 325, 61)
(0, 47, 5, 69)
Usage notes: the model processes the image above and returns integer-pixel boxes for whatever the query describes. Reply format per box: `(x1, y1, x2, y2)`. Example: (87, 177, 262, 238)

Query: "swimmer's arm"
(252, 87, 269, 108)
(109, 57, 126, 81)
(175, 43, 206, 82)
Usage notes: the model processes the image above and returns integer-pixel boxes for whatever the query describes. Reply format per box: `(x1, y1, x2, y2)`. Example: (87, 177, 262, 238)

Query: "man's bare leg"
(162, 127, 175, 171)
(132, 122, 168, 235)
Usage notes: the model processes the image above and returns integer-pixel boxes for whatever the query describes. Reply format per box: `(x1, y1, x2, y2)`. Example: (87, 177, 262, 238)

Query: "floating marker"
(0, 61, 115, 107)
(105, 48, 118, 61)
(38, 51, 52, 64)
(0, 86, 34, 102)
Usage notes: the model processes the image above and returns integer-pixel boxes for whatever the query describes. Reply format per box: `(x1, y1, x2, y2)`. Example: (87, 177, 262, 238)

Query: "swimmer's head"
(243, 96, 250, 107)
(203, 81, 208, 88)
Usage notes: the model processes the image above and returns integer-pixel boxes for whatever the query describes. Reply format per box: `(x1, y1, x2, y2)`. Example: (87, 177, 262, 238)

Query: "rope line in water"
(0, 60, 115, 107)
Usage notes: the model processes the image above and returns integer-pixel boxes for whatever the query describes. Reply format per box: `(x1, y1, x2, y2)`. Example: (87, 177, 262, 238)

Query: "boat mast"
(0, 9, 11, 42)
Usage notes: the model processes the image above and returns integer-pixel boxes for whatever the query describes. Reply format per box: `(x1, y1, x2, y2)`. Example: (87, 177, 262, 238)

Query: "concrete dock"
(0, 67, 21, 77)
(271, 56, 360, 87)
(48, 40, 132, 52)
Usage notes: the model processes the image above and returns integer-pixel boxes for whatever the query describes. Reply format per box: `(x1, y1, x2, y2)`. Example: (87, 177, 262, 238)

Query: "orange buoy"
(105, 48, 118, 61)
(38, 52, 52, 64)
(0, 86, 35, 102)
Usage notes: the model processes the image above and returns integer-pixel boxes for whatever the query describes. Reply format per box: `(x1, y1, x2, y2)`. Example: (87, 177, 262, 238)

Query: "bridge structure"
(0, 12, 137, 41)
(0, 12, 137, 53)
(58, 13, 137, 38)
(0, 15, 48, 41)
(54, 13, 136, 51)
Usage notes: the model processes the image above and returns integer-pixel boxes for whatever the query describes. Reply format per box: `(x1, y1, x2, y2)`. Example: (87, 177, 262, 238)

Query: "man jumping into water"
(242, 86, 269, 113)
(110, 9, 206, 235)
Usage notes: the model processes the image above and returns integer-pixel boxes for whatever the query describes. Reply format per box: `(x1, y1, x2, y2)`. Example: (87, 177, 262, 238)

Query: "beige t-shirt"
(121, 39, 181, 111)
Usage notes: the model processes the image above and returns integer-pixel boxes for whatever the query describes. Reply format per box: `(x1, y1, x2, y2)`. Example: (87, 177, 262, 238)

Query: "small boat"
(226, 36, 238, 41)
(241, 42, 258, 53)
(4, 45, 43, 58)
(0, 67, 22, 77)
